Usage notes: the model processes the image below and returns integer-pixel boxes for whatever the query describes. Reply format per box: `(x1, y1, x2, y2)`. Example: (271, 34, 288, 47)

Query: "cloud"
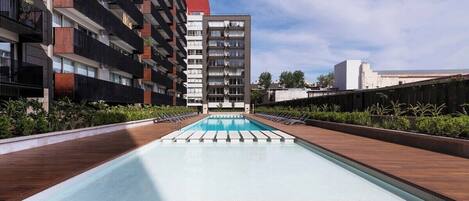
(211, 0, 469, 82)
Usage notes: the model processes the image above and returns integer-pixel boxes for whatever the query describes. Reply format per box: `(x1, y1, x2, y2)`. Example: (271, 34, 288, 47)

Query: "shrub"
(35, 116, 50, 134)
(379, 117, 410, 131)
(0, 115, 12, 139)
(415, 116, 469, 138)
(16, 117, 35, 136)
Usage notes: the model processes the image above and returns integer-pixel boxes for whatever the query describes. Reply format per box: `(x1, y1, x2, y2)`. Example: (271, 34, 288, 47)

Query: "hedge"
(255, 106, 469, 139)
(0, 99, 196, 139)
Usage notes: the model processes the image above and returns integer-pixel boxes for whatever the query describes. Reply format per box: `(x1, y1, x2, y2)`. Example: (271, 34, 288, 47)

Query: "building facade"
(334, 60, 469, 90)
(185, 0, 209, 109)
(203, 15, 251, 113)
(0, 0, 51, 109)
(50, 0, 186, 106)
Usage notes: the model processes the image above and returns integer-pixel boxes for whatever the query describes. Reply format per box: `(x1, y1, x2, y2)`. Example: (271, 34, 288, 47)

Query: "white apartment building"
(185, 13, 204, 108)
(334, 60, 469, 90)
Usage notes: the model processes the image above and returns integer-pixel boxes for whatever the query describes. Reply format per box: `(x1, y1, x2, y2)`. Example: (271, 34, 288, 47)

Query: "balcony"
(143, 68, 173, 87)
(176, 53, 186, 69)
(176, 70, 186, 80)
(155, 0, 173, 23)
(176, 83, 186, 94)
(142, 0, 172, 39)
(142, 46, 173, 72)
(54, 27, 143, 78)
(141, 23, 172, 55)
(0, 58, 43, 98)
(0, 0, 43, 42)
(55, 73, 143, 104)
(175, 39, 186, 57)
(107, 0, 144, 28)
(144, 91, 173, 105)
(53, 0, 143, 52)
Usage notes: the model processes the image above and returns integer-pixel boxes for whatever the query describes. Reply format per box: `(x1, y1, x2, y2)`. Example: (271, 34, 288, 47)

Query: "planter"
(305, 119, 469, 158)
(0, 118, 156, 155)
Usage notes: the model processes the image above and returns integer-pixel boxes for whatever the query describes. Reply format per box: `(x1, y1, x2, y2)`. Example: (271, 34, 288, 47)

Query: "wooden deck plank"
(0, 116, 205, 201)
(248, 115, 469, 201)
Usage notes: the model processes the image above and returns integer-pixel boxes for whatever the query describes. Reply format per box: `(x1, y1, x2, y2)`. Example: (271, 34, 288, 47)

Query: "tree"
(251, 90, 265, 105)
(316, 72, 334, 88)
(258, 72, 272, 89)
(292, 70, 305, 88)
(279, 70, 305, 88)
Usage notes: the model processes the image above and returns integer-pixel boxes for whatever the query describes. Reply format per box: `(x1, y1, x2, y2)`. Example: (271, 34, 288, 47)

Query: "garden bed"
(305, 119, 469, 158)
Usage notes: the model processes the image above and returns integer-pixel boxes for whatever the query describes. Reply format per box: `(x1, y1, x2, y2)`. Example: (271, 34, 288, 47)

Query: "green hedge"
(255, 106, 469, 139)
(0, 99, 196, 139)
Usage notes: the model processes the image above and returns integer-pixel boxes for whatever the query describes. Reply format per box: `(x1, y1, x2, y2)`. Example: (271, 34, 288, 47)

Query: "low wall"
(0, 119, 155, 155)
(306, 119, 469, 158)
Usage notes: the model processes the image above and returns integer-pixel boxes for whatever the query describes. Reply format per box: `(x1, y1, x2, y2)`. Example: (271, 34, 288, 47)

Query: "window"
(188, 49, 202, 55)
(188, 40, 202, 47)
(210, 31, 222, 37)
(187, 21, 202, 28)
(188, 59, 202, 65)
(76, 63, 88, 76)
(62, 58, 74, 73)
(208, 50, 224, 56)
(229, 21, 244, 27)
(225, 31, 244, 37)
(110, 72, 132, 86)
(187, 30, 202, 36)
(52, 56, 62, 72)
(208, 21, 224, 27)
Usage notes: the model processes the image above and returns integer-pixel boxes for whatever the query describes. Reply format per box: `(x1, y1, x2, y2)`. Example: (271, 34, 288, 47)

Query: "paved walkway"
(0, 116, 205, 201)
(248, 115, 469, 201)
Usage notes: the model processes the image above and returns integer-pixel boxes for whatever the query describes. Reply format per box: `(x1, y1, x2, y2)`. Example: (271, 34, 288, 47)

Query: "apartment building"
(203, 15, 251, 113)
(50, 0, 186, 105)
(334, 60, 469, 90)
(185, 0, 210, 109)
(0, 0, 51, 108)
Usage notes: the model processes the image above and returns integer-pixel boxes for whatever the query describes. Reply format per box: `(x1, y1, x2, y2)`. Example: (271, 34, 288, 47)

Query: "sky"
(210, 0, 469, 83)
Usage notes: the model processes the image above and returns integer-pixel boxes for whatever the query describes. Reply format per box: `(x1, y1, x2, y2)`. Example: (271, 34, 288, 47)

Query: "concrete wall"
(275, 88, 309, 102)
(334, 60, 361, 90)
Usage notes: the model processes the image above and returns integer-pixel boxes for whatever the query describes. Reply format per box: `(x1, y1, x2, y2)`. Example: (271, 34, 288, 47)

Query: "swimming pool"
(26, 116, 428, 201)
(182, 115, 272, 131)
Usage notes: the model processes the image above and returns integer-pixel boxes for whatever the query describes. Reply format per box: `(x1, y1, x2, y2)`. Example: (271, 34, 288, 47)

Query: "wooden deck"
(248, 115, 469, 201)
(0, 116, 205, 201)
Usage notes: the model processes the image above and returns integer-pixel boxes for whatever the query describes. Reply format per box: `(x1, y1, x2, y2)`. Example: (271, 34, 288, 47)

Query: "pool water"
(182, 116, 272, 131)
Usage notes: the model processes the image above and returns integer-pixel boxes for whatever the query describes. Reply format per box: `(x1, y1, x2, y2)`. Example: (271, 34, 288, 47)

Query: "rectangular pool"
(27, 116, 425, 201)
(182, 115, 272, 131)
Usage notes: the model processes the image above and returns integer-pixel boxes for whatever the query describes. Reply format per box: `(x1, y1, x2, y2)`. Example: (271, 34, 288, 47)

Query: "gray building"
(202, 15, 251, 113)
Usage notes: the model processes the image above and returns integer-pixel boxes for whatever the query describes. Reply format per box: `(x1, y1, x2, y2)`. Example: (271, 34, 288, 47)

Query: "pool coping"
(244, 115, 452, 201)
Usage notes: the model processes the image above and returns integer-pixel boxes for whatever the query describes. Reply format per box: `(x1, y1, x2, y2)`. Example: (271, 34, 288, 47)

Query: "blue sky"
(210, 0, 469, 83)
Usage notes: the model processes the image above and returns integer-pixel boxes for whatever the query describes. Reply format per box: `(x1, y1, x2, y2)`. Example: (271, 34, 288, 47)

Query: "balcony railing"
(0, 58, 43, 98)
(155, 0, 173, 23)
(142, 23, 172, 55)
(142, 46, 173, 72)
(153, 92, 173, 105)
(143, 68, 173, 87)
(55, 73, 143, 104)
(142, 0, 172, 39)
(54, 27, 143, 78)
(53, 0, 143, 52)
(0, 0, 43, 42)
(106, 0, 143, 27)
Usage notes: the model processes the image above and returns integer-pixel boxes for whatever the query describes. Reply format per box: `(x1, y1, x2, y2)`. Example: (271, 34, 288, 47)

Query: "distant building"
(334, 60, 469, 90)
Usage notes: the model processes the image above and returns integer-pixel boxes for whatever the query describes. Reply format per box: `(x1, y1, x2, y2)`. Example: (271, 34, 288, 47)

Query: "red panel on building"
(187, 0, 210, 15)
